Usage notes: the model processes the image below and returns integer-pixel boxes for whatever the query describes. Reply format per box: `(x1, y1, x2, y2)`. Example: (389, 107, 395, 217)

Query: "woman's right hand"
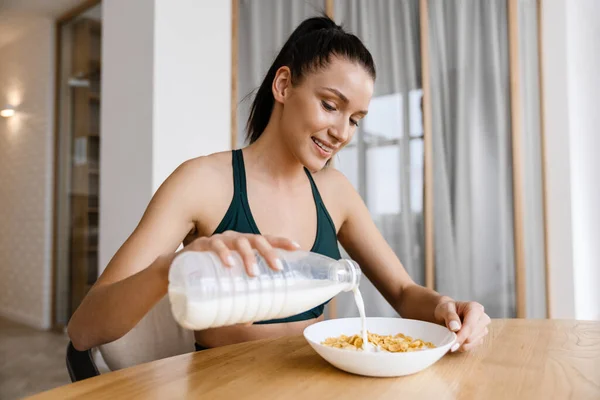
(168, 231, 301, 276)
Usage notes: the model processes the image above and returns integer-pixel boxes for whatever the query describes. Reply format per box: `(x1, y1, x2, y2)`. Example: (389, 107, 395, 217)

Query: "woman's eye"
(350, 119, 359, 127)
(322, 101, 336, 112)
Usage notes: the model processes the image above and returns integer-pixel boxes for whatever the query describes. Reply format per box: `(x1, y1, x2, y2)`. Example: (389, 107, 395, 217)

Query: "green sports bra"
(212, 149, 341, 324)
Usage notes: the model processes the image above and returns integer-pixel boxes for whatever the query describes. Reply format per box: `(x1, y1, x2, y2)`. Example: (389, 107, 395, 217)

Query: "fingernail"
(275, 259, 284, 271)
(292, 241, 301, 249)
(449, 321, 461, 332)
(227, 255, 235, 266)
(251, 263, 260, 276)
(451, 343, 460, 352)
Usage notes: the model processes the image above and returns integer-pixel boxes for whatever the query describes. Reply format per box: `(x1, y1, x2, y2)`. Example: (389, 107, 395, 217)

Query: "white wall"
(100, 0, 231, 271)
(99, 0, 155, 271)
(0, 16, 55, 329)
(152, 0, 232, 190)
(566, 0, 600, 321)
(542, 0, 600, 320)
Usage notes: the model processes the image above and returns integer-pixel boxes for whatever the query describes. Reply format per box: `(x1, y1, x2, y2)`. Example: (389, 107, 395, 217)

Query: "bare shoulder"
(311, 166, 361, 228)
(154, 151, 234, 231)
(312, 166, 356, 193)
(173, 150, 232, 181)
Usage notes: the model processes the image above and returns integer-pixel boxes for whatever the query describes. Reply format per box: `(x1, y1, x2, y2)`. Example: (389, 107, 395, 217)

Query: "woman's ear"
(272, 66, 292, 104)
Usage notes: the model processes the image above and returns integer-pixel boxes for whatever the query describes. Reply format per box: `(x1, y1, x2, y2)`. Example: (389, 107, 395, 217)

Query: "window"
(337, 89, 424, 215)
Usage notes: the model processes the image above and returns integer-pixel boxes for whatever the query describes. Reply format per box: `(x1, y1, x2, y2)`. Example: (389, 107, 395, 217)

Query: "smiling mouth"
(312, 137, 334, 154)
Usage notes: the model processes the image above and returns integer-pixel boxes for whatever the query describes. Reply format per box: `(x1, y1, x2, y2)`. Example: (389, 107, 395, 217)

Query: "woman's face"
(274, 57, 374, 171)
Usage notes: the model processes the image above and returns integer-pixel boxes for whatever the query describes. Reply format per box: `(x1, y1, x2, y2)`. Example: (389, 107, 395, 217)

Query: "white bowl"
(303, 317, 457, 377)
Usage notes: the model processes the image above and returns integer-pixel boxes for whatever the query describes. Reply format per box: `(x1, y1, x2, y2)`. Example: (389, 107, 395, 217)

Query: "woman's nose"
(328, 120, 350, 144)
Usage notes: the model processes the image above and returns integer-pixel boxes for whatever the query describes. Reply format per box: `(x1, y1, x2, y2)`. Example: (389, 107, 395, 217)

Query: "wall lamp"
(1, 105, 16, 118)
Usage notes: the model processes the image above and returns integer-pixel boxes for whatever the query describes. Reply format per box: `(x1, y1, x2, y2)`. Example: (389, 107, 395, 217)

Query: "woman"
(68, 16, 489, 354)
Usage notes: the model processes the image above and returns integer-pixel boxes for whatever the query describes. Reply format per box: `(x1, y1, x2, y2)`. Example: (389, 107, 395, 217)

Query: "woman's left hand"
(434, 299, 491, 353)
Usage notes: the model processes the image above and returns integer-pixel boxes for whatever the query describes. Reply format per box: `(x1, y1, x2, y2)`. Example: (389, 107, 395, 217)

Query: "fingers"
(208, 237, 234, 267)
(478, 313, 491, 331)
(458, 325, 489, 352)
(264, 235, 301, 251)
(461, 326, 488, 347)
(459, 337, 485, 352)
(466, 315, 491, 348)
(452, 304, 490, 353)
(220, 232, 299, 275)
(189, 231, 300, 277)
(435, 300, 466, 353)
(233, 236, 259, 276)
(464, 311, 490, 343)
(440, 301, 462, 333)
(455, 302, 485, 347)
(252, 236, 284, 272)
(187, 236, 210, 252)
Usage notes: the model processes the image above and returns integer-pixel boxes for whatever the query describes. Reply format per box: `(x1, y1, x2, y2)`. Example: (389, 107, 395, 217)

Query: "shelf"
(68, 16, 103, 315)
(70, 193, 98, 197)
(70, 195, 98, 205)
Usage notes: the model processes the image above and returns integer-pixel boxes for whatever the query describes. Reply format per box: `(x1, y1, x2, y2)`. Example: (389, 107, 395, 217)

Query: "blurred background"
(0, 0, 599, 398)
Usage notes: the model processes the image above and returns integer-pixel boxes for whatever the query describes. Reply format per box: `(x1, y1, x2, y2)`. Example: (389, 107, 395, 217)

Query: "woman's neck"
(243, 120, 307, 188)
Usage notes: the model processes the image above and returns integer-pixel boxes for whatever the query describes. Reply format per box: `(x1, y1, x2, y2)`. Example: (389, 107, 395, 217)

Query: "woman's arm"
(67, 161, 200, 350)
(67, 156, 297, 350)
(335, 181, 442, 323)
(331, 169, 489, 352)
(68, 158, 298, 351)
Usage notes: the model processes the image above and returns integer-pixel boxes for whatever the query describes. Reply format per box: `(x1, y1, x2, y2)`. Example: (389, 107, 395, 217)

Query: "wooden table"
(30, 319, 600, 399)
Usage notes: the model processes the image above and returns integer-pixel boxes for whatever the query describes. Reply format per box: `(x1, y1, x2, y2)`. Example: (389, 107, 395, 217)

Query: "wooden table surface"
(30, 319, 600, 399)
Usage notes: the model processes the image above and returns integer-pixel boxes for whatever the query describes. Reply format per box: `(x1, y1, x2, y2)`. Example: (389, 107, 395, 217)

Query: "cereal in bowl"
(322, 332, 435, 352)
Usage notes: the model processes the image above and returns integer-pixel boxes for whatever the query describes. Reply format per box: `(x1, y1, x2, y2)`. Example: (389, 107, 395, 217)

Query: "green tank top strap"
(211, 149, 256, 235)
(303, 167, 339, 258)
(304, 167, 323, 206)
(233, 149, 245, 198)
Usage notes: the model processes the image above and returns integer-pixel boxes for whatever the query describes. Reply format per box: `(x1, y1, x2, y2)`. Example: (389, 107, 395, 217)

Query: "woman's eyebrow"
(321, 87, 368, 115)
(321, 87, 349, 103)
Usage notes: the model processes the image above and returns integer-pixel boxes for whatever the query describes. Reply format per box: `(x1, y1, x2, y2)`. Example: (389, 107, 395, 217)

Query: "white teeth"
(313, 138, 332, 153)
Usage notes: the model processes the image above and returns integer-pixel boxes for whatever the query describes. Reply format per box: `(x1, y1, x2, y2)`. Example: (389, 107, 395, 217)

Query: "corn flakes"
(322, 332, 435, 352)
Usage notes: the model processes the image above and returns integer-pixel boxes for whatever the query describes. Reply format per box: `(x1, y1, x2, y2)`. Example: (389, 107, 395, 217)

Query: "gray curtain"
(428, 0, 516, 318)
